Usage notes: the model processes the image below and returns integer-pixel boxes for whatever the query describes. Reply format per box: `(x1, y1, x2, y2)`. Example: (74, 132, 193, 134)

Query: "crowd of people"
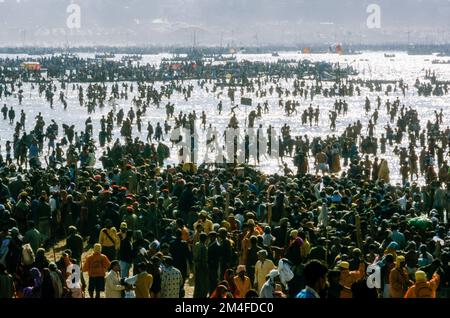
(0, 53, 450, 299)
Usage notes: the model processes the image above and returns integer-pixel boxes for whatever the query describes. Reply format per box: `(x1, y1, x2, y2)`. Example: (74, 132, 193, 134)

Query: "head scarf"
(258, 249, 268, 258)
(93, 243, 102, 253)
(236, 265, 246, 274)
(268, 269, 280, 285)
(395, 255, 405, 268)
(415, 270, 427, 283)
(339, 261, 350, 270)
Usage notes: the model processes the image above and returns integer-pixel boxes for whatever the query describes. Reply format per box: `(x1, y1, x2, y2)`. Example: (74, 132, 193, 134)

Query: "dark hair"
(303, 259, 328, 287)
(199, 232, 208, 243)
(137, 262, 147, 271)
(384, 254, 395, 263)
(164, 257, 173, 267)
(110, 260, 120, 270)
(245, 289, 259, 298)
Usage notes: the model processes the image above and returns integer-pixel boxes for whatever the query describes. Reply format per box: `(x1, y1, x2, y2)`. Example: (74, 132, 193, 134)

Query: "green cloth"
(192, 242, 209, 298)
(0, 273, 14, 298)
(408, 216, 432, 231)
(24, 228, 43, 254)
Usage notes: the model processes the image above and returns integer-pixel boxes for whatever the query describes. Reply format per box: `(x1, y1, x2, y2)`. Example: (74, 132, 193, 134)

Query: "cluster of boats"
(431, 59, 450, 64)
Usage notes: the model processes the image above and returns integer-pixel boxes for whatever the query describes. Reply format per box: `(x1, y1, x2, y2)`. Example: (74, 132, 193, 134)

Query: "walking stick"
(80, 254, 86, 297)
(355, 213, 363, 250)
(225, 192, 230, 217)
(325, 226, 329, 267)
(52, 243, 57, 263)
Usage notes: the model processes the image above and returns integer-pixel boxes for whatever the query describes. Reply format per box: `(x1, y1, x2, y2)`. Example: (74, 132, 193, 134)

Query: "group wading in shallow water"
(0, 52, 450, 299)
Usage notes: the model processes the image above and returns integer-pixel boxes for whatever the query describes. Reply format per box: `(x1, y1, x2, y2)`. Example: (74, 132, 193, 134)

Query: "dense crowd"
(0, 54, 450, 299)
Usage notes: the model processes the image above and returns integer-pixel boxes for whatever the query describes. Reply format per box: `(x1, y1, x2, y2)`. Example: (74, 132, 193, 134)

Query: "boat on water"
(121, 54, 142, 62)
(343, 51, 362, 55)
(407, 47, 434, 55)
(213, 55, 236, 62)
(271, 52, 280, 57)
(432, 59, 450, 64)
(384, 53, 396, 58)
(95, 53, 115, 59)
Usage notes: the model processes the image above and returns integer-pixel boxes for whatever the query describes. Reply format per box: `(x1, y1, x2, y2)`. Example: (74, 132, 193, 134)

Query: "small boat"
(271, 52, 280, 57)
(384, 53, 396, 58)
(432, 59, 450, 64)
(121, 54, 142, 62)
(214, 55, 236, 62)
(95, 53, 115, 59)
(343, 50, 362, 55)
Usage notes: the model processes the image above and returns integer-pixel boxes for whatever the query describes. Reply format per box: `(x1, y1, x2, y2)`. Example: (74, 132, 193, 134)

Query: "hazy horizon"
(0, 0, 449, 47)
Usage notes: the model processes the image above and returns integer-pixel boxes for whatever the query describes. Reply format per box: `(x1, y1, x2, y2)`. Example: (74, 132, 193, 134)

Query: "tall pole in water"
(231, 29, 235, 49)
(20, 29, 26, 47)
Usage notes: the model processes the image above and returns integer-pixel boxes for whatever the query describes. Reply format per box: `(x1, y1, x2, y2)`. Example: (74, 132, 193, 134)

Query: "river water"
(1, 51, 449, 185)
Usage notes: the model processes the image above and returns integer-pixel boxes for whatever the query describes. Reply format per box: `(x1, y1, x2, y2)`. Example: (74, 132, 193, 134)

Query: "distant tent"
(20, 62, 41, 71)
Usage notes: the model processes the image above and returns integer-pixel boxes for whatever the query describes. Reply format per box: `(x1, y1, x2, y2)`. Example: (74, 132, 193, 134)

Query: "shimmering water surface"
(1, 51, 449, 185)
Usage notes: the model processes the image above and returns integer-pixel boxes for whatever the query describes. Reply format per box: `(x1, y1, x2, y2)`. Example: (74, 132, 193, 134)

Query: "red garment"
(224, 271, 240, 298)
(210, 285, 228, 298)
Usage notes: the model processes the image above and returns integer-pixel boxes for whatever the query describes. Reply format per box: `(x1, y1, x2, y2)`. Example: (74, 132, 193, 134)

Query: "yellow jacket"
(254, 259, 276, 292)
(99, 227, 120, 250)
(234, 275, 252, 298)
(301, 239, 311, 259)
(135, 273, 153, 298)
(389, 267, 409, 298)
(339, 262, 365, 298)
(193, 219, 213, 234)
(404, 273, 440, 298)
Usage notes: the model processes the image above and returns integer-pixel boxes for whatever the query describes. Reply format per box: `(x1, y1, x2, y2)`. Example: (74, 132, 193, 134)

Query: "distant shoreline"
(1, 44, 450, 55)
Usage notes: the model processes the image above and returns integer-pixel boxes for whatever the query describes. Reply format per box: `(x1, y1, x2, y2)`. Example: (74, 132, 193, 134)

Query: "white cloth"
(277, 259, 293, 290)
(397, 195, 407, 211)
(105, 270, 125, 298)
(318, 205, 328, 227)
(259, 280, 275, 298)
(49, 197, 58, 212)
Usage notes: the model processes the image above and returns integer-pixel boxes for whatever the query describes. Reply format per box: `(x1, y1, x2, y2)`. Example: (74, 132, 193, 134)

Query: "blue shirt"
(296, 286, 321, 299)
(391, 230, 406, 250)
(29, 144, 39, 158)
